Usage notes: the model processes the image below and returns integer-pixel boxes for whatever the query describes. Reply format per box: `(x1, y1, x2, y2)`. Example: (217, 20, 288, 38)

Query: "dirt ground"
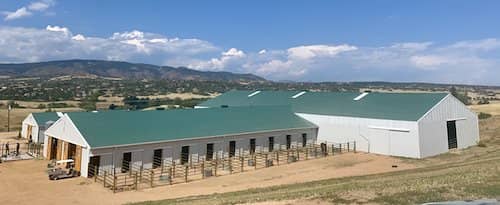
(0, 152, 414, 205)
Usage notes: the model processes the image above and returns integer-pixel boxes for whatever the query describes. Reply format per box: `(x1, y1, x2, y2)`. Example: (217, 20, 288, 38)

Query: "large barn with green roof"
(198, 90, 480, 158)
(43, 107, 318, 177)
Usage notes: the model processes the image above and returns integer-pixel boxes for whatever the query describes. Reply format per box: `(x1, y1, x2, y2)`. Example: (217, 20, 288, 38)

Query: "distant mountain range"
(0, 60, 265, 82)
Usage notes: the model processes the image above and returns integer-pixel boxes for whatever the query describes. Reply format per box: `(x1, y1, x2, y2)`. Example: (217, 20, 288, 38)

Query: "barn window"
(181, 146, 189, 165)
(302, 133, 307, 147)
(268, 137, 274, 152)
(206, 143, 214, 161)
(229, 141, 236, 157)
(249, 138, 256, 154)
(286, 135, 291, 149)
(153, 149, 162, 169)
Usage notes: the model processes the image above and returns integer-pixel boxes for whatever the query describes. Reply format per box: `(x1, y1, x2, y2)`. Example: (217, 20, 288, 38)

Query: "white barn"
(21, 112, 62, 143)
(43, 107, 318, 177)
(197, 90, 480, 158)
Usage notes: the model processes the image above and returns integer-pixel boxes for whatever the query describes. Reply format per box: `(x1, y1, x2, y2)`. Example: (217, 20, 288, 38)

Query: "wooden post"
(168, 167, 173, 185)
(286, 150, 290, 163)
(253, 154, 257, 170)
(354, 141, 357, 153)
(172, 161, 176, 178)
(340, 144, 342, 153)
(240, 156, 244, 172)
(160, 160, 164, 175)
(214, 160, 218, 176)
(332, 144, 335, 156)
(139, 165, 143, 183)
(113, 176, 117, 193)
(347, 142, 350, 152)
(296, 148, 300, 160)
(94, 165, 98, 182)
(276, 152, 279, 165)
(184, 165, 188, 182)
(201, 160, 205, 179)
(229, 157, 233, 174)
(103, 171, 107, 187)
(134, 172, 138, 190)
(150, 170, 154, 187)
(305, 147, 308, 160)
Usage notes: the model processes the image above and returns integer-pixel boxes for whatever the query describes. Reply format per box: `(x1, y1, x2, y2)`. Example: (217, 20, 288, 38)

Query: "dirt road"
(0, 152, 414, 205)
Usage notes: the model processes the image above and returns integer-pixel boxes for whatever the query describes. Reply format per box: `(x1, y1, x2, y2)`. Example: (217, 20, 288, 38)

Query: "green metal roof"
(198, 90, 449, 121)
(32, 112, 60, 125)
(67, 106, 317, 148)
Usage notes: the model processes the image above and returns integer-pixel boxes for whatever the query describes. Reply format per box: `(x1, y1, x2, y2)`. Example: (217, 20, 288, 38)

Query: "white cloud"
(1, 25, 500, 85)
(3, 7, 32, 21)
(287, 44, 357, 60)
(3, 0, 55, 21)
(72, 34, 86, 41)
(46, 25, 71, 36)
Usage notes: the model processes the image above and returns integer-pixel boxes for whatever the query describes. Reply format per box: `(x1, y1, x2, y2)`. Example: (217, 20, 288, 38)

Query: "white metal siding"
(297, 113, 420, 158)
(89, 127, 318, 174)
(418, 95, 479, 158)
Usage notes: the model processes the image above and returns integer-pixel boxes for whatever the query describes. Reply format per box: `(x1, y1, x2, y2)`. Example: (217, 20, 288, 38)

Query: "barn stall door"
(131, 150, 143, 169)
(447, 121, 458, 149)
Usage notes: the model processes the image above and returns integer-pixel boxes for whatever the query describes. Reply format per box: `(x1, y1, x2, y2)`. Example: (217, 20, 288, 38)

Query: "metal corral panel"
(297, 113, 420, 158)
(418, 95, 479, 158)
(87, 127, 318, 177)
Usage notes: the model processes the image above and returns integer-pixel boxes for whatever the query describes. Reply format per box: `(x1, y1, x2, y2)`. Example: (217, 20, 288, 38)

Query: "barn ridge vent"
(248, 90, 261, 97)
(291, 91, 307, 99)
(353, 92, 369, 101)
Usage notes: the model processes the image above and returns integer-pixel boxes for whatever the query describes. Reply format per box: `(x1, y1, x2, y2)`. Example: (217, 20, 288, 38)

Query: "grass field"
(132, 115, 500, 205)
(0, 107, 82, 132)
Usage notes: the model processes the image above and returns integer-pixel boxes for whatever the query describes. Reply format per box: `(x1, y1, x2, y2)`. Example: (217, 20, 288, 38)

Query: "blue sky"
(1, 1, 500, 85)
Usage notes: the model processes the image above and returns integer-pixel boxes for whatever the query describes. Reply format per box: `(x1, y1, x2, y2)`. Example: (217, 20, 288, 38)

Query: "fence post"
(354, 141, 357, 153)
(347, 142, 350, 152)
(172, 161, 176, 178)
(168, 167, 173, 185)
(214, 160, 218, 176)
(286, 150, 290, 163)
(184, 165, 188, 182)
(297, 148, 300, 160)
(150, 170, 154, 187)
(134, 172, 138, 190)
(305, 147, 308, 160)
(201, 160, 205, 179)
(240, 156, 244, 172)
(253, 154, 257, 170)
(332, 144, 335, 156)
(94, 165, 98, 182)
(229, 157, 233, 174)
(139, 165, 143, 183)
(339, 144, 342, 153)
(113, 176, 117, 193)
(103, 171, 107, 187)
(276, 152, 279, 165)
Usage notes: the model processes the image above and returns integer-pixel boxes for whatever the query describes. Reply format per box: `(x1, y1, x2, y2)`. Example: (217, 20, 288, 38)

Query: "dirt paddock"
(0, 152, 414, 205)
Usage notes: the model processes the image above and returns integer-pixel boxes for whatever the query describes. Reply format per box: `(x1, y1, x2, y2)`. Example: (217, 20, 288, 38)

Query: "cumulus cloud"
(0, 26, 218, 65)
(3, 0, 55, 21)
(1, 25, 500, 85)
(3, 7, 32, 21)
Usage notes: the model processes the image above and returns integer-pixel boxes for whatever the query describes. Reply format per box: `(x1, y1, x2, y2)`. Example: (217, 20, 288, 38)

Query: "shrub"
(478, 112, 492, 120)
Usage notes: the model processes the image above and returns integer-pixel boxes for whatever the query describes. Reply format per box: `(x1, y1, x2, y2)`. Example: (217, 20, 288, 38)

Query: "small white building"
(197, 90, 480, 158)
(21, 112, 62, 143)
(43, 107, 318, 177)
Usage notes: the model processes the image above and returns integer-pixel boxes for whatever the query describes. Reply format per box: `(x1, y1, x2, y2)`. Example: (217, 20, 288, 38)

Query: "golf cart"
(48, 159, 80, 180)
